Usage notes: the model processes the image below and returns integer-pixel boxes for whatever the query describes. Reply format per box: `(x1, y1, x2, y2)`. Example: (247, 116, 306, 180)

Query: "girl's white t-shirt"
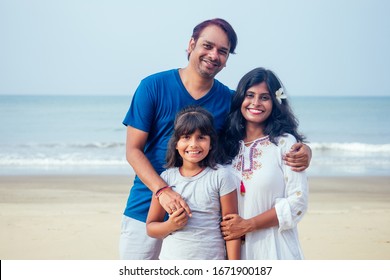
(159, 165, 239, 260)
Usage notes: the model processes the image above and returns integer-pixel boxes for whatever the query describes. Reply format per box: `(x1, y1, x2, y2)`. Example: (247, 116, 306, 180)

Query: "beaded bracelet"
(155, 185, 171, 198)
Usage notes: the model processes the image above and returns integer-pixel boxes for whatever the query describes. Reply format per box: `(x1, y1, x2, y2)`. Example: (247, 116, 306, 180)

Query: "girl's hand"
(168, 207, 188, 231)
(221, 214, 248, 241)
(283, 142, 312, 172)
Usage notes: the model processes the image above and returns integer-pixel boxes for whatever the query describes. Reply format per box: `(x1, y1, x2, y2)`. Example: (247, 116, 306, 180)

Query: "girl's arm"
(220, 190, 241, 260)
(146, 196, 188, 239)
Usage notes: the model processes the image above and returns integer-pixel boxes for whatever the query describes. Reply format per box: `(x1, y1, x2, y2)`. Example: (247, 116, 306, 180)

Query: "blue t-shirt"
(122, 69, 233, 222)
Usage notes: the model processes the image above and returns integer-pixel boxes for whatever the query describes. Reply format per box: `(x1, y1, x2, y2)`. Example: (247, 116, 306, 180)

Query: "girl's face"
(176, 129, 211, 167)
(241, 81, 273, 127)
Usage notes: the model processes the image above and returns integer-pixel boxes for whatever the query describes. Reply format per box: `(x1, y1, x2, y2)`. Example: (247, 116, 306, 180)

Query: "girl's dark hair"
(219, 67, 306, 164)
(188, 18, 238, 59)
(165, 105, 218, 169)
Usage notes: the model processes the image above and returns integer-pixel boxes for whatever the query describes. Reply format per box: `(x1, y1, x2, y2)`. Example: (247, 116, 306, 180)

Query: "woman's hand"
(220, 214, 249, 241)
(283, 142, 312, 172)
(158, 187, 192, 217)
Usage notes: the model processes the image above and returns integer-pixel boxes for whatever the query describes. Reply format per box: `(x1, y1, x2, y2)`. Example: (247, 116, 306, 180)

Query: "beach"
(0, 175, 389, 260)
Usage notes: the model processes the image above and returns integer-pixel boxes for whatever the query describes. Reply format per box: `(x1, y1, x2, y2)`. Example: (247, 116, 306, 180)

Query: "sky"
(1, 0, 389, 97)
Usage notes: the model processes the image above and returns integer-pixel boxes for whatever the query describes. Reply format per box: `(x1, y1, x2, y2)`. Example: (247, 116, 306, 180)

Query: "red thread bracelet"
(155, 185, 171, 198)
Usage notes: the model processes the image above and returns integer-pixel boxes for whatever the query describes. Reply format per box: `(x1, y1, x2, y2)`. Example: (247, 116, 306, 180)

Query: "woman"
(219, 67, 309, 259)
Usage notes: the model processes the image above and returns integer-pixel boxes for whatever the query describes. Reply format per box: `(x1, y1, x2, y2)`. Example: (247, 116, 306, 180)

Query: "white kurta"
(231, 134, 309, 260)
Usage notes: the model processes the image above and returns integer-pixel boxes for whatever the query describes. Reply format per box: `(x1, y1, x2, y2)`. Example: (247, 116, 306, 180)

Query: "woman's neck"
(244, 124, 265, 144)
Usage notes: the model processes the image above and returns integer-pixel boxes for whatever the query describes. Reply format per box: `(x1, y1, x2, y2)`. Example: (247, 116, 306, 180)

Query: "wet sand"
(0, 175, 389, 259)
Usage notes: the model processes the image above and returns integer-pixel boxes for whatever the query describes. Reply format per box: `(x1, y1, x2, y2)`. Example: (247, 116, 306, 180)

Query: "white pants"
(119, 215, 162, 260)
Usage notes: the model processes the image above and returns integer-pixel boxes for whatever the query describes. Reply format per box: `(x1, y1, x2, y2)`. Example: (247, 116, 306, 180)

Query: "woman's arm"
(276, 138, 309, 231)
(221, 208, 279, 241)
(220, 190, 240, 259)
(146, 196, 188, 239)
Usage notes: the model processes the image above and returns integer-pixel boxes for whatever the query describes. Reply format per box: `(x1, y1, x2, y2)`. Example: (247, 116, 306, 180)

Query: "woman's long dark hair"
(219, 67, 306, 164)
(165, 105, 218, 169)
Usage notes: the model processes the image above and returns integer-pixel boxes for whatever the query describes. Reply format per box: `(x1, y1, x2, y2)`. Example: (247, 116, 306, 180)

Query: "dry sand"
(0, 175, 389, 260)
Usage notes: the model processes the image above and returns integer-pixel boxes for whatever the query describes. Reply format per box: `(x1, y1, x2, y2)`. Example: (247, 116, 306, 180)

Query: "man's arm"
(126, 126, 191, 216)
(283, 142, 312, 172)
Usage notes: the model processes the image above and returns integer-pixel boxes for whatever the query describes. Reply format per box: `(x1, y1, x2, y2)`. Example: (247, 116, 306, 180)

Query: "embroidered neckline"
(243, 135, 269, 146)
(238, 136, 269, 196)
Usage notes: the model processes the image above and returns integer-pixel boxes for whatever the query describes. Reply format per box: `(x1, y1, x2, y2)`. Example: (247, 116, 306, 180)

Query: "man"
(120, 18, 310, 259)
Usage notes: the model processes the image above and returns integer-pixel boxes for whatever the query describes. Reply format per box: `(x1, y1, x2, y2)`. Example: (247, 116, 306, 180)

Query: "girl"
(146, 105, 240, 260)
(220, 67, 309, 259)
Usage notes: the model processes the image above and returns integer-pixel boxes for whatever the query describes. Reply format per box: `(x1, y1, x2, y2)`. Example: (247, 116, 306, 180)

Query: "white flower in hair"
(275, 88, 286, 104)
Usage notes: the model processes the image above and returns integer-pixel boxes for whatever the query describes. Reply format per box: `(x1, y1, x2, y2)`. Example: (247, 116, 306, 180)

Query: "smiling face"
(241, 81, 273, 130)
(187, 25, 230, 79)
(176, 129, 211, 168)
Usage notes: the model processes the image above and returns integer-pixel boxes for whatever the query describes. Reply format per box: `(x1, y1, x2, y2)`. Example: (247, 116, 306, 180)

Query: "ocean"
(1, 95, 389, 177)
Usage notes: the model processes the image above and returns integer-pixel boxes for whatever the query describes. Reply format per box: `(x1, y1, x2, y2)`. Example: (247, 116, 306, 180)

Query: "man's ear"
(187, 37, 196, 54)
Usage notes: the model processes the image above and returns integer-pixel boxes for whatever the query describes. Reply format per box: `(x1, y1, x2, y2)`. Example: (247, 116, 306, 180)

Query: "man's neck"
(179, 67, 214, 100)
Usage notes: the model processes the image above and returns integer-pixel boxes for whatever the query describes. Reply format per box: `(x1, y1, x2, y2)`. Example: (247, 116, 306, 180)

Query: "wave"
(16, 142, 125, 149)
(308, 142, 390, 176)
(309, 142, 390, 153)
(0, 157, 127, 166)
(0, 141, 389, 176)
(5, 141, 390, 152)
